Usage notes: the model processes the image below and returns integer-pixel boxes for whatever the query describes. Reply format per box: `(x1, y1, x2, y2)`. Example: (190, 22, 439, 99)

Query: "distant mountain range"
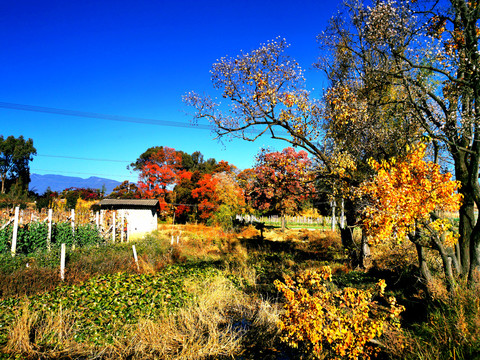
(29, 174, 122, 195)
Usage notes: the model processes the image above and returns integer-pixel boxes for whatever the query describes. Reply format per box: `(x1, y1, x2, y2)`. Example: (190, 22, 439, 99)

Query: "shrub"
(275, 266, 404, 359)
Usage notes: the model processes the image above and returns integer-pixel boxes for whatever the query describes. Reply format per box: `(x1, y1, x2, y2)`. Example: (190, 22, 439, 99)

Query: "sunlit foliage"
(275, 267, 404, 359)
(360, 144, 462, 245)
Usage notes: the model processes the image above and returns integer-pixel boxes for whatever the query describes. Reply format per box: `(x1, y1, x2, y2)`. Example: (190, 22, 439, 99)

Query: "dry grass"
(370, 237, 418, 271)
(378, 278, 480, 360)
(4, 300, 88, 358)
(122, 276, 251, 359)
(114, 275, 281, 360)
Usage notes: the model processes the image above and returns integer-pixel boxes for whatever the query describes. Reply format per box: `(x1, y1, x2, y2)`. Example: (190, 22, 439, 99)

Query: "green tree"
(0, 135, 36, 194)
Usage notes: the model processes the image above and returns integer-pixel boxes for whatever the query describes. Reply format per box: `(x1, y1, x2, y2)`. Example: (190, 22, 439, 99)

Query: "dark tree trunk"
(415, 243, 433, 285)
(433, 236, 456, 291)
(340, 200, 360, 266)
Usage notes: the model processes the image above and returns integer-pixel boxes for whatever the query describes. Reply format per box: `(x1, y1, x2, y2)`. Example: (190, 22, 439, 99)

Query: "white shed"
(98, 199, 159, 240)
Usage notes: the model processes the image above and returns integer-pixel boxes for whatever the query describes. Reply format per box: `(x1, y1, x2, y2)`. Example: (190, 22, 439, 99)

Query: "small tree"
(360, 144, 462, 289)
(211, 171, 245, 228)
(275, 267, 404, 359)
(248, 147, 314, 231)
(191, 173, 219, 220)
(0, 135, 36, 194)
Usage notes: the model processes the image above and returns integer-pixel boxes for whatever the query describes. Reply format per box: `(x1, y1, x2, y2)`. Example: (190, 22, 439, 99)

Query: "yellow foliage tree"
(360, 144, 462, 288)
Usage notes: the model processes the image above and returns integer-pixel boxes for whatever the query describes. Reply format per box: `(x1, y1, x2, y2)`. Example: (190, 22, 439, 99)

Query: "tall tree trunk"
(468, 225, 480, 282)
(433, 236, 456, 291)
(453, 149, 475, 277)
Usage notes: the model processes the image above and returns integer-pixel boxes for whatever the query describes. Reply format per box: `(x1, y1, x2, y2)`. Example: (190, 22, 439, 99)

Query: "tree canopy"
(0, 135, 36, 194)
(185, 0, 480, 282)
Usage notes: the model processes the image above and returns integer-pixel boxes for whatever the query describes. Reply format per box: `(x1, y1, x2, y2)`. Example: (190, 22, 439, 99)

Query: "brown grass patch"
(117, 276, 278, 360)
(370, 238, 417, 271)
(4, 300, 87, 358)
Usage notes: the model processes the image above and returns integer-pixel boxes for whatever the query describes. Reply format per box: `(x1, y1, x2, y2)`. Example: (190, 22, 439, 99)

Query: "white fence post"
(340, 198, 345, 229)
(100, 210, 104, 231)
(60, 243, 66, 281)
(112, 211, 116, 243)
(10, 206, 20, 257)
(70, 209, 75, 249)
(331, 200, 336, 231)
(121, 210, 125, 242)
(95, 211, 100, 229)
(47, 209, 53, 251)
(132, 245, 139, 271)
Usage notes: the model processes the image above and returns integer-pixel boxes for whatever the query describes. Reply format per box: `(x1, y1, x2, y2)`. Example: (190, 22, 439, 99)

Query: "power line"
(38, 154, 131, 163)
(0, 101, 280, 135)
(0, 101, 214, 130)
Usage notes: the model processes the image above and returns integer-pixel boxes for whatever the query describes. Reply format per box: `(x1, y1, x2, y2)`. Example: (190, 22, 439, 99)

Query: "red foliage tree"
(191, 173, 219, 220)
(249, 147, 314, 230)
(137, 147, 187, 210)
(108, 181, 140, 199)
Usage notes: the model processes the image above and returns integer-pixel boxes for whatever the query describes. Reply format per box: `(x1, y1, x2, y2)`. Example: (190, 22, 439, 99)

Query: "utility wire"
(0, 101, 278, 135)
(38, 154, 131, 163)
(0, 101, 214, 130)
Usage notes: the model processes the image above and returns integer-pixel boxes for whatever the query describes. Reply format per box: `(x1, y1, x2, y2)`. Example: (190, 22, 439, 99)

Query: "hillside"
(29, 174, 122, 195)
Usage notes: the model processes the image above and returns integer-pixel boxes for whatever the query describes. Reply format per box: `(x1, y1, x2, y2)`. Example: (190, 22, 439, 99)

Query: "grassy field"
(1, 224, 479, 359)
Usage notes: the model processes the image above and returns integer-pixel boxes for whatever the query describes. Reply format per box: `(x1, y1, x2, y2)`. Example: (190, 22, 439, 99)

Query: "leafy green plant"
(74, 223, 103, 247)
(0, 225, 12, 253)
(52, 222, 75, 247)
(0, 221, 105, 255)
(0, 263, 225, 347)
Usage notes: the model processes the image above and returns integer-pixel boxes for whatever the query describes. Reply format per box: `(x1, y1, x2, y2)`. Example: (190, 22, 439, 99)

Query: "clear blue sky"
(0, 0, 340, 186)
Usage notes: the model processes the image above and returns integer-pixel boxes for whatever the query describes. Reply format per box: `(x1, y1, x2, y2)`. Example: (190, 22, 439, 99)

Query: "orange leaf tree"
(191, 173, 219, 220)
(185, 38, 416, 263)
(212, 171, 245, 227)
(248, 147, 314, 231)
(360, 144, 462, 288)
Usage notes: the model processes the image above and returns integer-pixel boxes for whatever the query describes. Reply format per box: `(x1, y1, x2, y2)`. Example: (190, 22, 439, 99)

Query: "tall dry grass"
(4, 300, 88, 358)
(379, 278, 480, 360)
(122, 276, 251, 359)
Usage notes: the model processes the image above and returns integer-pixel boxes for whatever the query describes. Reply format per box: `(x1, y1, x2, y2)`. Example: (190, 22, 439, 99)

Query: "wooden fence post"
(10, 206, 20, 257)
(126, 215, 130, 242)
(47, 208, 53, 252)
(60, 243, 66, 281)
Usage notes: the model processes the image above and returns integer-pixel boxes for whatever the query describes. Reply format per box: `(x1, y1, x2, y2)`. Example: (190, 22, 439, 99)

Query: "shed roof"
(98, 199, 159, 207)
